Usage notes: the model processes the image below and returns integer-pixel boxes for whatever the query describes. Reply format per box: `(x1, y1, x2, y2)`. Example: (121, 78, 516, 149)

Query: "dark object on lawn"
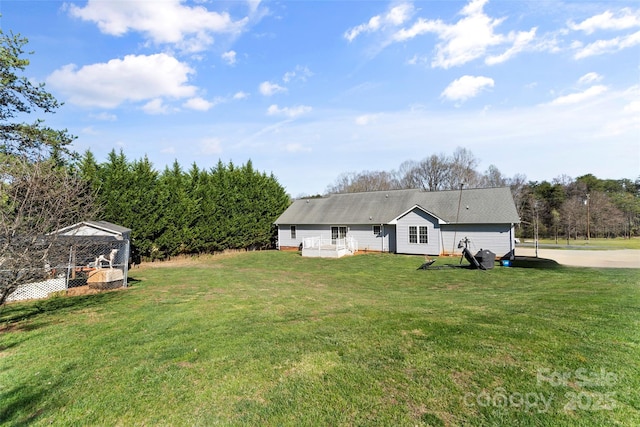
(461, 248, 495, 270)
(418, 257, 437, 270)
(462, 247, 481, 269)
(474, 249, 495, 270)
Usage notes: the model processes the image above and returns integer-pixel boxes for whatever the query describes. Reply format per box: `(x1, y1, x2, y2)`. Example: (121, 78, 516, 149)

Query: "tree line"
(2, 28, 639, 305)
(324, 148, 640, 240)
(77, 150, 290, 260)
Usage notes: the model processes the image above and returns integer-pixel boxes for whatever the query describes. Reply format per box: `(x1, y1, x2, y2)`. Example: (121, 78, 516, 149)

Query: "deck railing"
(302, 236, 358, 254)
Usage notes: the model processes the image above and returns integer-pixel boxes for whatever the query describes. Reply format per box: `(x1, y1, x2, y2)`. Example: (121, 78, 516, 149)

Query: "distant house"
(274, 187, 520, 258)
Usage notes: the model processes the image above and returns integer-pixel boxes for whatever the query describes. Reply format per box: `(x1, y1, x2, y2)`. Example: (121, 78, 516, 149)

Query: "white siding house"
(275, 187, 520, 258)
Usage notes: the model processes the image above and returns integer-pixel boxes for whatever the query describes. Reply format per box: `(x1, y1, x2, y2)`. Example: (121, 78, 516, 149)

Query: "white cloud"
(89, 112, 117, 121)
(161, 146, 176, 154)
(81, 126, 99, 135)
(284, 143, 312, 153)
(391, 0, 536, 68)
(578, 72, 603, 85)
(355, 114, 381, 126)
(441, 75, 495, 102)
(200, 137, 223, 155)
(386, 2, 414, 26)
(221, 50, 237, 65)
(344, 2, 414, 42)
(485, 27, 537, 65)
(183, 97, 214, 111)
(142, 98, 169, 115)
(283, 65, 313, 83)
(259, 81, 287, 96)
(345, 16, 383, 42)
(406, 54, 429, 66)
(549, 85, 608, 106)
(624, 100, 640, 114)
(573, 30, 640, 59)
(233, 91, 249, 100)
(568, 8, 640, 34)
(392, 17, 443, 42)
(267, 104, 312, 118)
(47, 53, 197, 108)
(67, 0, 250, 53)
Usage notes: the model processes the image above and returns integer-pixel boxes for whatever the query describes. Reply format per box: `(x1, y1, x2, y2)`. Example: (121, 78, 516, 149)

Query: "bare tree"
(0, 158, 96, 304)
(417, 153, 450, 191)
(588, 191, 625, 238)
(325, 170, 400, 194)
(481, 164, 507, 188)
(0, 31, 97, 304)
(560, 196, 582, 242)
(507, 173, 528, 219)
(446, 147, 480, 190)
(394, 160, 421, 189)
(395, 149, 480, 192)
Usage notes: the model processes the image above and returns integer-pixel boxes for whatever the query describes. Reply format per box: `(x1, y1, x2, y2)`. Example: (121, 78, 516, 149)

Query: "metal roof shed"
(54, 220, 131, 241)
(52, 220, 132, 289)
(8, 221, 132, 302)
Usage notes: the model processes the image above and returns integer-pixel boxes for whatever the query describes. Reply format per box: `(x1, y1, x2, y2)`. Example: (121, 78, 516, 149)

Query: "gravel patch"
(515, 248, 640, 268)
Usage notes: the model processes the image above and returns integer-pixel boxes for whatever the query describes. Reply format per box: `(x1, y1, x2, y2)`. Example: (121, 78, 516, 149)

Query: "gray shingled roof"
(275, 187, 520, 225)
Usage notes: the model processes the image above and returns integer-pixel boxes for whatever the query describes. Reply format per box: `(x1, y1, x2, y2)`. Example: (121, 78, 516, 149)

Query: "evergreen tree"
(129, 156, 161, 258)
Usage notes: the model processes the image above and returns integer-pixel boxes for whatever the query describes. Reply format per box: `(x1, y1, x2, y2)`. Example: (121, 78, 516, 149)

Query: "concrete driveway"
(515, 247, 640, 268)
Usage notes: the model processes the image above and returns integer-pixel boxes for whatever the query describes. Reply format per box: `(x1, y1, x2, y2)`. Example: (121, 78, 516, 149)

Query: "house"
(274, 187, 520, 258)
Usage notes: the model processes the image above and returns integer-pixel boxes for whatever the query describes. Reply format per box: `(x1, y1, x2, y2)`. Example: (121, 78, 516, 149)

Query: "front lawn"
(1, 252, 638, 425)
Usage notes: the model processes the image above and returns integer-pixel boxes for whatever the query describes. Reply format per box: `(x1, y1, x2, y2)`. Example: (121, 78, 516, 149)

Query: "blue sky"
(2, 0, 639, 196)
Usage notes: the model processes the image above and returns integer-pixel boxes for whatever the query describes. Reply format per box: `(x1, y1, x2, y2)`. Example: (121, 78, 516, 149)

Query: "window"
(409, 226, 428, 244)
(409, 226, 417, 244)
(290, 226, 296, 239)
(419, 226, 428, 244)
(373, 225, 381, 236)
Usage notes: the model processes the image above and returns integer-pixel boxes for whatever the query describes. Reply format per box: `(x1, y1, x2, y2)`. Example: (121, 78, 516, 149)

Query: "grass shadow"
(0, 364, 72, 425)
(416, 256, 562, 270)
(509, 256, 562, 269)
(0, 290, 125, 328)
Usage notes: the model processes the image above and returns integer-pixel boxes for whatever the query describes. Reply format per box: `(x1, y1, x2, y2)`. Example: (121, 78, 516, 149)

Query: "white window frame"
(373, 225, 381, 236)
(331, 226, 347, 244)
(409, 226, 417, 244)
(290, 225, 296, 239)
(419, 226, 428, 244)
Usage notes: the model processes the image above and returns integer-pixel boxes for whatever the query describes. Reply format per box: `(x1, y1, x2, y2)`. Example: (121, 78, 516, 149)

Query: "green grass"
(1, 252, 639, 426)
(521, 237, 640, 249)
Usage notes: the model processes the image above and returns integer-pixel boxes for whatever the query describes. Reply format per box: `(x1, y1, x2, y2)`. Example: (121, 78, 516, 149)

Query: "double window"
(409, 226, 428, 244)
